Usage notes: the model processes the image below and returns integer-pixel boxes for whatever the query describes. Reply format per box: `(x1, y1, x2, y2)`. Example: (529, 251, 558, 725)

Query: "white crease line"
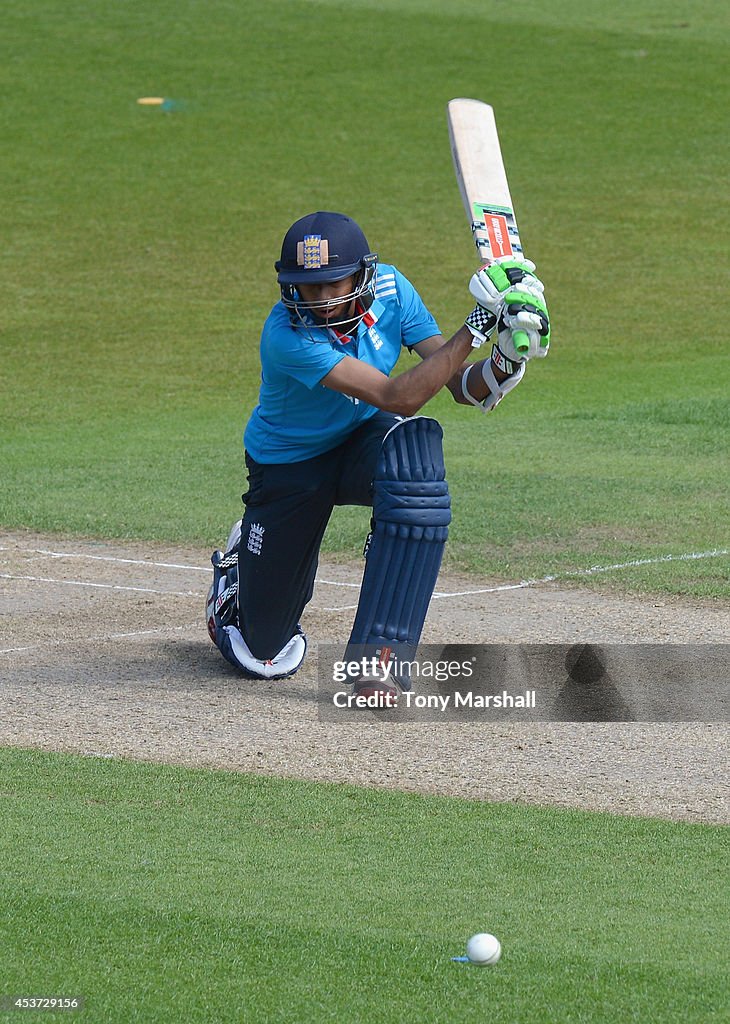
(2, 546, 727, 605)
(8, 548, 361, 589)
(0, 573, 197, 598)
(0, 622, 202, 655)
(29, 549, 210, 572)
(309, 578, 536, 610)
(432, 549, 730, 599)
(433, 582, 538, 599)
(572, 549, 729, 573)
(322, 580, 548, 611)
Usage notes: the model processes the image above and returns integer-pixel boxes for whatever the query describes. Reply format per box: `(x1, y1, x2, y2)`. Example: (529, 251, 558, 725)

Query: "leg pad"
(347, 417, 450, 689)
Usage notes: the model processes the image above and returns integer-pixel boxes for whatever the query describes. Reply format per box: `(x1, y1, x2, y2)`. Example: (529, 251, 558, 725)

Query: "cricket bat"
(446, 97, 528, 353)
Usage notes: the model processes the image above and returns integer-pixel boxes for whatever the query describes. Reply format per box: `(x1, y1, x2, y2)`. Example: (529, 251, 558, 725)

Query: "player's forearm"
(384, 326, 475, 415)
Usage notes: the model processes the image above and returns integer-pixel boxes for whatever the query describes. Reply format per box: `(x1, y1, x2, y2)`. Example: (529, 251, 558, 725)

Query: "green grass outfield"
(1, 0, 728, 597)
(0, 749, 727, 1024)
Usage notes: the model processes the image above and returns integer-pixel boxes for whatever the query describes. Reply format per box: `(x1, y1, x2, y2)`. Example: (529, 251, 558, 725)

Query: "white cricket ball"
(466, 932, 502, 965)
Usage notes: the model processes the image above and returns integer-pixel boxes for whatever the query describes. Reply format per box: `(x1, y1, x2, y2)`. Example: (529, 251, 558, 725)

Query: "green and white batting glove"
(475, 256, 545, 300)
(465, 256, 546, 348)
(495, 288, 551, 362)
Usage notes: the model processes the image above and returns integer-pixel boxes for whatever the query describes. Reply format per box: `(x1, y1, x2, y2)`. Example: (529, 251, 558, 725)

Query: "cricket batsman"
(206, 211, 550, 703)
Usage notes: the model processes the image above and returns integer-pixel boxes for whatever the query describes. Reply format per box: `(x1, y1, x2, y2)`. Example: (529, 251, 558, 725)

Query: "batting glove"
(496, 288, 551, 362)
(473, 256, 545, 306)
(465, 257, 546, 348)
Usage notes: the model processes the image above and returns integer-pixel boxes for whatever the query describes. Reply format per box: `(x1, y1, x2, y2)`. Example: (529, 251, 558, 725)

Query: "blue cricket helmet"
(275, 211, 379, 331)
(275, 211, 377, 284)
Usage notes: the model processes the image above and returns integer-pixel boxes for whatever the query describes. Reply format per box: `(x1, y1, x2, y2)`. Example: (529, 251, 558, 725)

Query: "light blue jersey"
(244, 264, 440, 463)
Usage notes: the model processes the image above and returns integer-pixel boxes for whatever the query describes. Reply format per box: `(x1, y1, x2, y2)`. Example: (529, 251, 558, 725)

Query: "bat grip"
(512, 329, 529, 355)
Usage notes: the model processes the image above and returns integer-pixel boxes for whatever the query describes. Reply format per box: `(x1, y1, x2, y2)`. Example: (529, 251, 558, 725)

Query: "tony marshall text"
(333, 690, 537, 710)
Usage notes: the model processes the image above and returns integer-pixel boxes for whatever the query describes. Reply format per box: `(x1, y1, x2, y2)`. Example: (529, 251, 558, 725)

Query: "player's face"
(297, 275, 356, 321)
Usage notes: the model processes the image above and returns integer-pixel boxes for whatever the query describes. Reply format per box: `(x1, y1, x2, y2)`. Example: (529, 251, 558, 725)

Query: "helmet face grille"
(280, 257, 378, 332)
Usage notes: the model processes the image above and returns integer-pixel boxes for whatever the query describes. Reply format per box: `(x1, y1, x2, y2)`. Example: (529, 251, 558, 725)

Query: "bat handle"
(512, 329, 529, 355)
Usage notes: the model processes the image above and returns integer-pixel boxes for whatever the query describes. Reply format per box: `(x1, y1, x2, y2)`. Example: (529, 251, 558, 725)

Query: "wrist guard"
(490, 342, 523, 376)
(464, 305, 497, 347)
(461, 360, 526, 414)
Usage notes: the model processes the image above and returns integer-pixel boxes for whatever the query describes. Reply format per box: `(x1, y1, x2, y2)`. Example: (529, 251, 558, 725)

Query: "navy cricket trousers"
(237, 411, 400, 660)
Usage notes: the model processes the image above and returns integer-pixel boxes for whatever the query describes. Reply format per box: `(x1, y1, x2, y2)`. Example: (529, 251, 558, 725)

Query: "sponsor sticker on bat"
(484, 212, 513, 258)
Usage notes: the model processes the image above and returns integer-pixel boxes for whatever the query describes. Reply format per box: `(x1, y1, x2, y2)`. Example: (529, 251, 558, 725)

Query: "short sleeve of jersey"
(262, 309, 345, 390)
(391, 266, 440, 346)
